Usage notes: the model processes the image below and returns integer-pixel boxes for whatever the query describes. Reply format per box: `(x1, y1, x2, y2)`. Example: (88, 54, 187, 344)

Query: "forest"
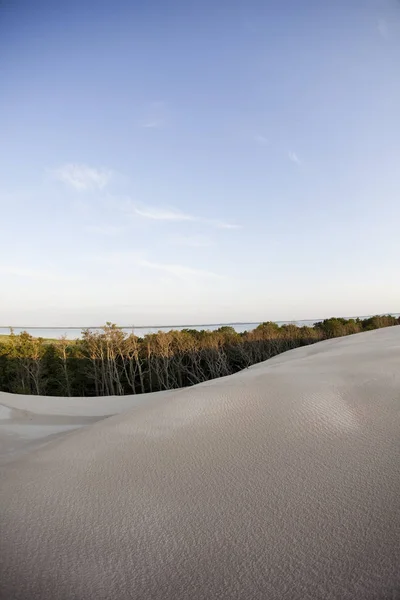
(0, 315, 398, 397)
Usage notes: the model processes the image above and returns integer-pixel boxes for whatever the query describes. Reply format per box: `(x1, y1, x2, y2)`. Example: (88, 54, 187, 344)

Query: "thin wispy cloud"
(377, 18, 389, 39)
(253, 134, 269, 146)
(125, 201, 241, 229)
(52, 163, 113, 191)
(170, 235, 214, 248)
(213, 221, 241, 230)
(140, 101, 166, 129)
(141, 120, 164, 129)
(132, 204, 195, 222)
(86, 252, 219, 282)
(288, 151, 301, 165)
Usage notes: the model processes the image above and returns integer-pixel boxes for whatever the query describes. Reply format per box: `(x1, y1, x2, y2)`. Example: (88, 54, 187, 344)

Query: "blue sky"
(1, 0, 399, 326)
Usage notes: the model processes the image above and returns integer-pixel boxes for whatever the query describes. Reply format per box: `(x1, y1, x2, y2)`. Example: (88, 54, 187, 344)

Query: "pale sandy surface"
(1, 327, 400, 599)
(0, 390, 172, 465)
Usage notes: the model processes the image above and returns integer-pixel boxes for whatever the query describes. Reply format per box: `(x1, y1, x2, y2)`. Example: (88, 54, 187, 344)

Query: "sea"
(1, 314, 398, 340)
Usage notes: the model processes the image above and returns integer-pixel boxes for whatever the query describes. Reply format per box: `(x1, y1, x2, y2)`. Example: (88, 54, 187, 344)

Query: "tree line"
(0, 315, 398, 397)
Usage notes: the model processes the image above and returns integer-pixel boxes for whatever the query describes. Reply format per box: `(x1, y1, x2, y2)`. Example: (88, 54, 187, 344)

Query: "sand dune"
(1, 327, 400, 599)
(0, 389, 174, 464)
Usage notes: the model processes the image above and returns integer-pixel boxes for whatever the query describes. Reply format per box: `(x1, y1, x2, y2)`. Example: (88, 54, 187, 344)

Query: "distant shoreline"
(1, 312, 399, 330)
(0, 313, 399, 341)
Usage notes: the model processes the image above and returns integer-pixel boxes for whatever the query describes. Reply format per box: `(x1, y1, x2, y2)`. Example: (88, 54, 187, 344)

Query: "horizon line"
(0, 312, 398, 330)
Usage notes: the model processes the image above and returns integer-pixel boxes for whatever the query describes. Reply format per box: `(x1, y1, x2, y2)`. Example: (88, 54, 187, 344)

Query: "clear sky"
(1, 0, 399, 326)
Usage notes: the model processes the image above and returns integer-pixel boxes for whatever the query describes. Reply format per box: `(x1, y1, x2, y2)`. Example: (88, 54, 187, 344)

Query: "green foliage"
(255, 321, 280, 337)
(0, 316, 398, 397)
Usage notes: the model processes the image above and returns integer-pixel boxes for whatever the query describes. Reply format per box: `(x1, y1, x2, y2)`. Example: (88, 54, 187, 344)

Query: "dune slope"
(0, 389, 173, 464)
(1, 327, 400, 599)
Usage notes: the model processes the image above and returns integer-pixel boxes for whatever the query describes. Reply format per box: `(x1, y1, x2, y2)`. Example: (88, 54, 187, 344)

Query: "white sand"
(0, 389, 174, 464)
(1, 327, 399, 599)
(0, 387, 172, 416)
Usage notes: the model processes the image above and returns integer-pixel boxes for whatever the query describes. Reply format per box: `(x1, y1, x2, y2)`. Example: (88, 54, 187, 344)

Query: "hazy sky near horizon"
(1, 0, 399, 326)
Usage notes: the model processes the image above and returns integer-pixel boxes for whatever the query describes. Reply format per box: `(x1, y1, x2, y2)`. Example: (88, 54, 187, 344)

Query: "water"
(1, 315, 397, 340)
(0, 321, 317, 340)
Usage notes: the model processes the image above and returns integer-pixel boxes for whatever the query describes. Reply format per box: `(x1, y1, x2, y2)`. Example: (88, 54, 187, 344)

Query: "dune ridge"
(1, 327, 400, 599)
